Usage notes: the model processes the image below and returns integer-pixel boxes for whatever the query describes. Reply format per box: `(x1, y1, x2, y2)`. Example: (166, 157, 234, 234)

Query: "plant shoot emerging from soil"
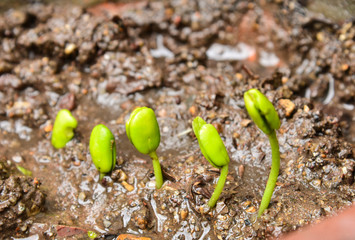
(87, 231, 98, 239)
(51, 109, 78, 149)
(244, 88, 281, 217)
(16, 165, 32, 176)
(192, 116, 230, 208)
(126, 107, 163, 189)
(90, 124, 117, 180)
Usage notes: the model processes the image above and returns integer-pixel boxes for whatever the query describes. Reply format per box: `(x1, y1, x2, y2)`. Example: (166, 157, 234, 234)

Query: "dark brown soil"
(0, 0, 354, 239)
(0, 162, 45, 235)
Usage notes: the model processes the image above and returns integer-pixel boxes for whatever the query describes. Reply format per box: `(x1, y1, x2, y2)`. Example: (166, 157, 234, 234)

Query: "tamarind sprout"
(51, 109, 78, 149)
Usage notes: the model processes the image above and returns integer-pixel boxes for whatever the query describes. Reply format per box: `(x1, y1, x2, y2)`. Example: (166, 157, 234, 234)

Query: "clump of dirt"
(0, 162, 45, 237)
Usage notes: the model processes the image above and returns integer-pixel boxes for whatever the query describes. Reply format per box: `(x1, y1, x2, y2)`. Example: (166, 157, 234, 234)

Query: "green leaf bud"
(51, 109, 78, 149)
(243, 88, 280, 135)
(192, 117, 230, 168)
(126, 107, 160, 155)
(89, 124, 117, 179)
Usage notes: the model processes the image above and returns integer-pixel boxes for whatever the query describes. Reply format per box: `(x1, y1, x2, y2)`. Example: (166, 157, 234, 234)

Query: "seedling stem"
(208, 164, 228, 208)
(258, 130, 280, 217)
(150, 151, 163, 189)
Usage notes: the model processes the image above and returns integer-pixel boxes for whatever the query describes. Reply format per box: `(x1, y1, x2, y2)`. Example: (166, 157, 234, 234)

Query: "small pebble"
(121, 181, 134, 192)
(73, 161, 81, 166)
(341, 64, 349, 71)
(241, 119, 252, 127)
(279, 99, 295, 117)
(311, 179, 322, 188)
(238, 165, 245, 178)
(180, 209, 188, 220)
(199, 204, 210, 214)
(58, 93, 75, 111)
(115, 156, 124, 165)
(195, 166, 205, 174)
(20, 224, 27, 232)
(158, 108, 167, 117)
(44, 124, 53, 133)
(103, 219, 111, 228)
(64, 43, 77, 55)
(136, 218, 147, 229)
(146, 181, 156, 189)
(78, 192, 86, 201)
(303, 105, 310, 113)
(242, 201, 251, 208)
(235, 73, 243, 81)
(245, 206, 257, 213)
(316, 32, 324, 42)
(216, 201, 227, 214)
(186, 156, 194, 164)
(189, 105, 197, 116)
(281, 76, 288, 84)
(207, 112, 216, 119)
(111, 169, 128, 182)
(233, 132, 240, 138)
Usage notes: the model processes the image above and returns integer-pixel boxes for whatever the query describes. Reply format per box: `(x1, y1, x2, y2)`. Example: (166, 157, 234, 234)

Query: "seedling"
(90, 124, 117, 180)
(51, 109, 78, 149)
(192, 117, 230, 208)
(87, 231, 97, 239)
(244, 88, 281, 217)
(16, 165, 32, 176)
(126, 107, 163, 189)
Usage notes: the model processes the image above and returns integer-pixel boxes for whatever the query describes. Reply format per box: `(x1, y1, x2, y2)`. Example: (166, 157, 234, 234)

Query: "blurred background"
(0, 0, 354, 22)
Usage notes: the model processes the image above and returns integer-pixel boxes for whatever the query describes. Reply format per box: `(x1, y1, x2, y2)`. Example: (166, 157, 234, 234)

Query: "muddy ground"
(0, 0, 354, 239)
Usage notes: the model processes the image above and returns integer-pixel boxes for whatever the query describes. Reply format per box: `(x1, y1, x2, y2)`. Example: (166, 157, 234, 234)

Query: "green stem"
(208, 164, 229, 208)
(258, 130, 280, 217)
(99, 172, 105, 181)
(149, 151, 163, 189)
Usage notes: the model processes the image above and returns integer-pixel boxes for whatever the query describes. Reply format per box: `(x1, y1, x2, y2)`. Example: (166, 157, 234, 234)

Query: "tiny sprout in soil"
(192, 116, 230, 208)
(16, 165, 32, 176)
(244, 88, 281, 217)
(90, 124, 117, 180)
(87, 231, 97, 239)
(51, 109, 78, 149)
(126, 107, 163, 189)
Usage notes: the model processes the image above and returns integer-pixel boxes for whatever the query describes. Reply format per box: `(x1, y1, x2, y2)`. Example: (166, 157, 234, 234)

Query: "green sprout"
(51, 109, 78, 149)
(126, 107, 163, 189)
(89, 124, 117, 180)
(192, 117, 230, 208)
(87, 231, 97, 239)
(16, 165, 32, 176)
(244, 88, 281, 217)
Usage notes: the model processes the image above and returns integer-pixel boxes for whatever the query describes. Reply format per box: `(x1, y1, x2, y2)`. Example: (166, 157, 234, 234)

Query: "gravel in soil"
(0, 0, 354, 239)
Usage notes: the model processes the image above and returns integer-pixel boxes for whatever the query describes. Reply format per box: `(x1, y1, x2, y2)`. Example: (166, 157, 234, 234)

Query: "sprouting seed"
(51, 109, 78, 149)
(87, 231, 97, 239)
(192, 116, 230, 208)
(126, 107, 163, 189)
(244, 88, 281, 217)
(89, 124, 117, 180)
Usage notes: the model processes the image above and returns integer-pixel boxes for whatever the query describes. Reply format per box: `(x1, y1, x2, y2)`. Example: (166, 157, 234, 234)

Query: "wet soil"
(0, 0, 354, 239)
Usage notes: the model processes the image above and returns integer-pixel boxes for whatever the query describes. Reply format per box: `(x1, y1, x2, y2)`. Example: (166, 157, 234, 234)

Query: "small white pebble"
(64, 43, 77, 55)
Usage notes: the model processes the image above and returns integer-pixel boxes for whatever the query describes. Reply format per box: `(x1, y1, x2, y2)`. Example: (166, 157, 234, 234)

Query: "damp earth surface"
(0, 0, 354, 239)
